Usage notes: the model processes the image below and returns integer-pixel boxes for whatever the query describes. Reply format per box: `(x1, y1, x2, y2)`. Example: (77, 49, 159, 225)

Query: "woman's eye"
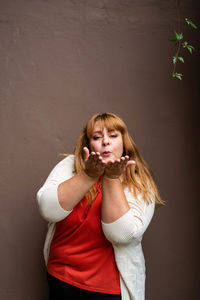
(93, 136, 101, 140)
(110, 134, 117, 138)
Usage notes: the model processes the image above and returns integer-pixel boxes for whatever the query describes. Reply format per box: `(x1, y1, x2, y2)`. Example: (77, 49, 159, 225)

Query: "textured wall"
(0, 1, 199, 299)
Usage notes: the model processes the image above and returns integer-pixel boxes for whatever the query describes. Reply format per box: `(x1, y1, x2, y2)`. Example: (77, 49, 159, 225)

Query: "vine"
(169, 0, 198, 80)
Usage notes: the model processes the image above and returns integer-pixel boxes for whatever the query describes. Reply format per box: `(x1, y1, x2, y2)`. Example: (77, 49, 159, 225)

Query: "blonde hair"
(74, 112, 164, 206)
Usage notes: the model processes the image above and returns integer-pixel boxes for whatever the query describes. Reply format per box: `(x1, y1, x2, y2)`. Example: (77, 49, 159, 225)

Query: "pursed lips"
(102, 151, 111, 156)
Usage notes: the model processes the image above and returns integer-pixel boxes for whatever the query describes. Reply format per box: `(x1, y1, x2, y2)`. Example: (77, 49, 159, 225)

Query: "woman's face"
(89, 122, 124, 162)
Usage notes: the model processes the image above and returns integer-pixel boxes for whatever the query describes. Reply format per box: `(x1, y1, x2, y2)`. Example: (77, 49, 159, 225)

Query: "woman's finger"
(126, 160, 136, 167)
(83, 147, 90, 161)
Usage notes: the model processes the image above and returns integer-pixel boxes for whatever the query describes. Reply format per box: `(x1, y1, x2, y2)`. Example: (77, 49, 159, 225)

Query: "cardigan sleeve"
(101, 189, 155, 244)
(36, 155, 75, 223)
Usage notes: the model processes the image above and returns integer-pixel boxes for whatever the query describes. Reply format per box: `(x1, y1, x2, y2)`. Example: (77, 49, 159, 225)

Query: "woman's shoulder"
(58, 154, 75, 165)
(49, 154, 75, 176)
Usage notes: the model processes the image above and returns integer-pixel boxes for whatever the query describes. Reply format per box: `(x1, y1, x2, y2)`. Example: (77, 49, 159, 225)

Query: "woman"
(37, 112, 163, 300)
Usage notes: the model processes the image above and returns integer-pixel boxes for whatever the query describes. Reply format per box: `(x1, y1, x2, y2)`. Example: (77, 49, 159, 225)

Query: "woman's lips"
(102, 151, 111, 157)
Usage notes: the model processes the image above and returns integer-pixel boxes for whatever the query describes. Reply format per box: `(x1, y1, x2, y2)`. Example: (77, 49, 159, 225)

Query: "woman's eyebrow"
(93, 131, 103, 134)
(92, 129, 117, 134)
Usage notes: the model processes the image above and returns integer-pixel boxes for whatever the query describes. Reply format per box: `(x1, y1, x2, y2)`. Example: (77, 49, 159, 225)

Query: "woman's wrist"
(103, 174, 120, 180)
(83, 169, 100, 181)
(102, 175, 121, 182)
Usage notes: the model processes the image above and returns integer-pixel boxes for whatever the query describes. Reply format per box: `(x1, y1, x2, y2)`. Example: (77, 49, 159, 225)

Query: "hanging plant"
(169, 0, 198, 80)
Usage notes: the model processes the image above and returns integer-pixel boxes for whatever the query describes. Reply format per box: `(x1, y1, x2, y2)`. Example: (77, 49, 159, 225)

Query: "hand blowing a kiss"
(83, 125, 135, 180)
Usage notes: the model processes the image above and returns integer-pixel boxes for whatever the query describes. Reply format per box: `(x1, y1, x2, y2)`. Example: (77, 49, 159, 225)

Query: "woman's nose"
(102, 136, 110, 145)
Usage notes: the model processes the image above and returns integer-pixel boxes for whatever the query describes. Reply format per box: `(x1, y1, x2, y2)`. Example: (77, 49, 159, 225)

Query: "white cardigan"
(37, 155, 155, 300)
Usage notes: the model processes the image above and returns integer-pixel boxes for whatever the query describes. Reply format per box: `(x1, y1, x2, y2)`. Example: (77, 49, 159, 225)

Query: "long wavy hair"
(73, 112, 164, 206)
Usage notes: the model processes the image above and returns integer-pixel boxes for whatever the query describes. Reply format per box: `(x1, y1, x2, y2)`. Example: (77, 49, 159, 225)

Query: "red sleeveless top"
(47, 183, 121, 294)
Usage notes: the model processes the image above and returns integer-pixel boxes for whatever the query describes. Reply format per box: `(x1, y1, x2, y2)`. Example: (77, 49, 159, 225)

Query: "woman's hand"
(103, 156, 135, 179)
(83, 147, 106, 178)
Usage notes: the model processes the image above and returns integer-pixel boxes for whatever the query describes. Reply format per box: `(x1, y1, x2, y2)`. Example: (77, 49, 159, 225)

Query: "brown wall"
(0, 1, 199, 299)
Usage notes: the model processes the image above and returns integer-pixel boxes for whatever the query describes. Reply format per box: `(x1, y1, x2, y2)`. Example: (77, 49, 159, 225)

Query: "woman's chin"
(103, 156, 115, 163)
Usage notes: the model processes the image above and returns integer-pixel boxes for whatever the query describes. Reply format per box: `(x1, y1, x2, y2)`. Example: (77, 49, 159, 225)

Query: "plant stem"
(172, 0, 181, 75)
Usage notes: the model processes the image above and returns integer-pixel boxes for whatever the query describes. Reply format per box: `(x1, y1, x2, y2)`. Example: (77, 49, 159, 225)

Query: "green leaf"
(174, 31, 179, 39)
(169, 38, 177, 42)
(178, 33, 183, 40)
(182, 41, 188, 48)
(185, 18, 197, 29)
(173, 56, 177, 64)
(172, 73, 183, 80)
(187, 45, 195, 54)
(176, 74, 182, 80)
(176, 73, 183, 80)
(174, 31, 183, 41)
(178, 56, 184, 63)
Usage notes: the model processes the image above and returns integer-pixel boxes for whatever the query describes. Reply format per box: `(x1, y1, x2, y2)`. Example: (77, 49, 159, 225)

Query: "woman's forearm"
(101, 177, 130, 223)
(58, 171, 98, 211)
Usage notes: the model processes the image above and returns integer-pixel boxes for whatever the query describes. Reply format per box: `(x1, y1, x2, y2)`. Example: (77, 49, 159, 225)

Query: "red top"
(47, 183, 121, 294)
